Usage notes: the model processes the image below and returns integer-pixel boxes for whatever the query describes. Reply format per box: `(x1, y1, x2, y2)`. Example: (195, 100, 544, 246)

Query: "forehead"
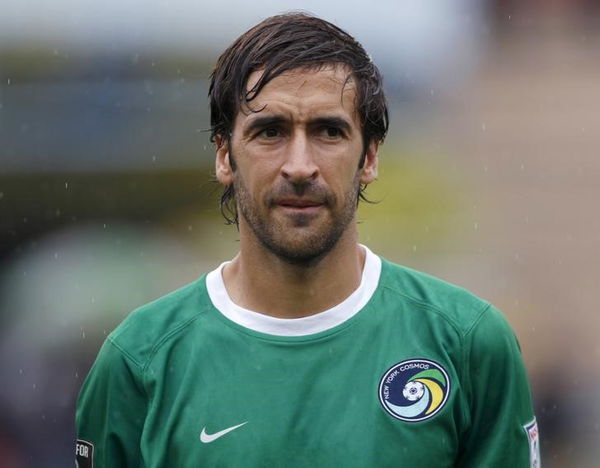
(241, 66, 359, 122)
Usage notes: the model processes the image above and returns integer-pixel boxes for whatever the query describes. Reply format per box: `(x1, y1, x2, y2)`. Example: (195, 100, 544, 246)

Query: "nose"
(280, 133, 319, 183)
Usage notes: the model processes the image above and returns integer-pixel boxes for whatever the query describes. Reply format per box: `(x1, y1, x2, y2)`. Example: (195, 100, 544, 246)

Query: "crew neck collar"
(205, 245, 381, 337)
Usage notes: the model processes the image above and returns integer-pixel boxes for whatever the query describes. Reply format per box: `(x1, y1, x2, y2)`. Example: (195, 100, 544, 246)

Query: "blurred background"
(1, 0, 599, 466)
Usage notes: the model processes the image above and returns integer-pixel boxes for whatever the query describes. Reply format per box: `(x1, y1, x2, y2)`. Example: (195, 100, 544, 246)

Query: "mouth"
(275, 198, 325, 213)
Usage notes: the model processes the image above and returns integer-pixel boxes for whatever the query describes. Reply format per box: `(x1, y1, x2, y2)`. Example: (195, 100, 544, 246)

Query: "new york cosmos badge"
(379, 359, 450, 422)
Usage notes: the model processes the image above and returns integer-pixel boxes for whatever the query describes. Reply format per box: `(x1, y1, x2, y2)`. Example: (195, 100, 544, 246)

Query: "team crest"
(378, 359, 450, 422)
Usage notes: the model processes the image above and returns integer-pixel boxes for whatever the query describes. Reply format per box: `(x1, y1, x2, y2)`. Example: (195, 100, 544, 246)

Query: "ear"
(215, 135, 234, 185)
(360, 140, 379, 184)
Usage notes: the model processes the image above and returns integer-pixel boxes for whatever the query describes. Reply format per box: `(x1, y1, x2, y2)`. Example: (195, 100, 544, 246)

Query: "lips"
(276, 198, 323, 209)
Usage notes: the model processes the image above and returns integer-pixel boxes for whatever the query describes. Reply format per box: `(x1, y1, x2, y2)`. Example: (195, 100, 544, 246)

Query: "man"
(76, 13, 539, 467)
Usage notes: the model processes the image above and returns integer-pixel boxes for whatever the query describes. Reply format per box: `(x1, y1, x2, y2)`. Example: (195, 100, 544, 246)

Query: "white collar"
(206, 245, 381, 336)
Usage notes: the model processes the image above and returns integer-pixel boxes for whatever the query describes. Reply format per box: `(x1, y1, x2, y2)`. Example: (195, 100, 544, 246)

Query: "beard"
(233, 168, 361, 267)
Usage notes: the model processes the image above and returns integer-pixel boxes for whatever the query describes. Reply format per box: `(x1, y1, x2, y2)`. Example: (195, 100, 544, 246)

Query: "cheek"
(324, 162, 360, 190)
(235, 166, 271, 201)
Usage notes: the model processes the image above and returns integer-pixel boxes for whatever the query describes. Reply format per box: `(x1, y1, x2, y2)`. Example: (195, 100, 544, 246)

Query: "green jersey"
(76, 247, 539, 467)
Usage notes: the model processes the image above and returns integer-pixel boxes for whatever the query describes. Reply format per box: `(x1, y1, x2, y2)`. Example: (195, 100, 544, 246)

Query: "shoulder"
(377, 258, 496, 337)
(105, 275, 212, 369)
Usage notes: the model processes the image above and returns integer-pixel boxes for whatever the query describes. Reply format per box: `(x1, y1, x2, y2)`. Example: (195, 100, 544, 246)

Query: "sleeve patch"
(523, 418, 540, 468)
(76, 439, 94, 468)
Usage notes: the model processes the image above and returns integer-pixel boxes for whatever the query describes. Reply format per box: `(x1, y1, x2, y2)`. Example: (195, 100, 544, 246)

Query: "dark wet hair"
(209, 12, 389, 224)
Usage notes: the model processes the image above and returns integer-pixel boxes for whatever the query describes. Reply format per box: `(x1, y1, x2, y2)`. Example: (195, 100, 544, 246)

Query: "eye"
(320, 126, 343, 139)
(260, 127, 281, 139)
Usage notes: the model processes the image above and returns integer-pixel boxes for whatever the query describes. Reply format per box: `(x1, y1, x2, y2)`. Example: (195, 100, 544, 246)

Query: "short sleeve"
(456, 305, 539, 467)
(76, 338, 148, 467)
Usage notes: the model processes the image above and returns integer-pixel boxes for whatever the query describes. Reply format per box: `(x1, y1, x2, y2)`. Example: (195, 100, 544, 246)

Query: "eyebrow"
(243, 114, 353, 135)
(309, 117, 352, 133)
(244, 115, 287, 135)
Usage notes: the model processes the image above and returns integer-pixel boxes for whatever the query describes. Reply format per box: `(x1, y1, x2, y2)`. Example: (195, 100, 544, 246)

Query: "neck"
(222, 227, 365, 319)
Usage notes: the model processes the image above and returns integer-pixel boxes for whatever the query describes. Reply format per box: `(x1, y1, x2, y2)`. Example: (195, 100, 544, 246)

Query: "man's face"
(216, 66, 378, 264)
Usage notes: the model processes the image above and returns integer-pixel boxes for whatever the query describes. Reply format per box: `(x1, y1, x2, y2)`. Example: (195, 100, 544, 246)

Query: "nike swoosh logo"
(200, 422, 247, 443)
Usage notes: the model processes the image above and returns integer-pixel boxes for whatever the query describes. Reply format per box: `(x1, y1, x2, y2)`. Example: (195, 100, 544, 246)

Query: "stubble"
(233, 168, 361, 266)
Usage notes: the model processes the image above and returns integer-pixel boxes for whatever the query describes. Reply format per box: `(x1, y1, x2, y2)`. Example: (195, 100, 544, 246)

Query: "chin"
(260, 229, 342, 266)
(240, 199, 354, 266)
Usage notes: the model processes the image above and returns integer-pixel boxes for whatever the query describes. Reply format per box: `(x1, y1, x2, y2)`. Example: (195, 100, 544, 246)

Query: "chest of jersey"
(139, 301, 466, 467)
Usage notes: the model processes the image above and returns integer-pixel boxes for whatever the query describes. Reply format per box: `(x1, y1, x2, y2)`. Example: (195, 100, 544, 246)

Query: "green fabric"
(76, 258, 536, 467)
(410, 369, 446, 385)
